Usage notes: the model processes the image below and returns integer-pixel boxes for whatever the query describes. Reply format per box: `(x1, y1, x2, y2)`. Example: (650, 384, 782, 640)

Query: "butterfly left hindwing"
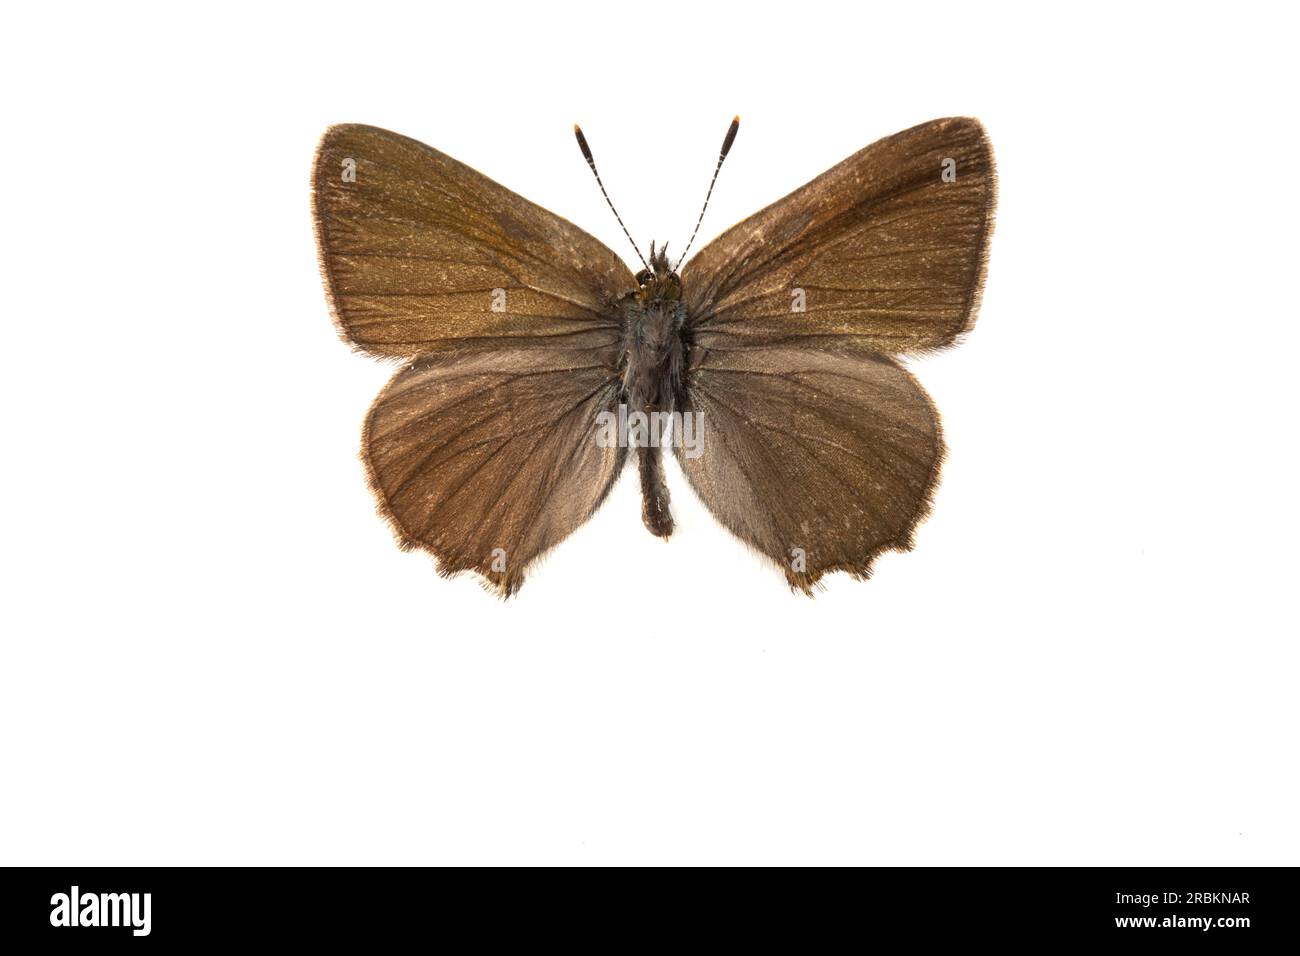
(364, 343, 627, 596)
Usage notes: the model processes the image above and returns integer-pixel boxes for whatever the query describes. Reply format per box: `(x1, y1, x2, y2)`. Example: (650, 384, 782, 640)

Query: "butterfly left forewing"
(313, 124, 634, 357)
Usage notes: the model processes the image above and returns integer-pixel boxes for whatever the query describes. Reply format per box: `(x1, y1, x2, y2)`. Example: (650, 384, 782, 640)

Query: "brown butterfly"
(312, 117, 995, 596)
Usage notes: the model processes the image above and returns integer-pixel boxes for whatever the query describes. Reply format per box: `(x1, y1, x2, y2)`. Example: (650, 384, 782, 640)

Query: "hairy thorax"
(619, 263, 688, 415)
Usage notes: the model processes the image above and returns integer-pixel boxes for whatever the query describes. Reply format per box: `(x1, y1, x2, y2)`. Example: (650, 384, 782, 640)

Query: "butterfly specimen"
(312, 116, 995, 596)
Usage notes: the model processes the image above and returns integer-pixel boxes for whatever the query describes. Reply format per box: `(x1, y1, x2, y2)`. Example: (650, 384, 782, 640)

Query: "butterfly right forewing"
(681, 117, 995, 355)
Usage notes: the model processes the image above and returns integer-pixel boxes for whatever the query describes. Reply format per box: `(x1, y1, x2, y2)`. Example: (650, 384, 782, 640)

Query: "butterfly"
(312, 117, 995, 596)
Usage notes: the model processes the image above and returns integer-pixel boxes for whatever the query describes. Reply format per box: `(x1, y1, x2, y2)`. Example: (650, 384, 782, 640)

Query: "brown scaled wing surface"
(677, 118, 996, 591)
(313, 124, 634, 594)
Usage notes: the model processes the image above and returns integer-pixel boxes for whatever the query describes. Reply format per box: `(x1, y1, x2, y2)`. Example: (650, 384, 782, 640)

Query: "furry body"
(618, 243, 688, 538)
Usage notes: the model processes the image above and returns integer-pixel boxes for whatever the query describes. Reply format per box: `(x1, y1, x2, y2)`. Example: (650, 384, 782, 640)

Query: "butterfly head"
(575, 118, 739, 306)
(634, 240, 682, 304)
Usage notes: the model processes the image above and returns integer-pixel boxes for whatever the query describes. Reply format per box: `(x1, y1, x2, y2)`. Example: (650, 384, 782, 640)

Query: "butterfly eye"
(634, 270, 653, 287)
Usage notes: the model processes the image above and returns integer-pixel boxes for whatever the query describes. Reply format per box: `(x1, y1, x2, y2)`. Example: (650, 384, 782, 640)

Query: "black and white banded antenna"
(573, 124, 650, 272)
(673, 116, 740, 273)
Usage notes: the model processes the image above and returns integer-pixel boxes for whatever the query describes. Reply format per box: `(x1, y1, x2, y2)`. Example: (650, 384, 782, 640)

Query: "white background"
(2, 2, 1296, 865)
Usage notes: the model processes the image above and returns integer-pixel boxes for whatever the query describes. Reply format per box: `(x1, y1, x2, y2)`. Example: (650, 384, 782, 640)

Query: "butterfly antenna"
(574, 124, 650, 271)
(673, 116, 740, 272)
